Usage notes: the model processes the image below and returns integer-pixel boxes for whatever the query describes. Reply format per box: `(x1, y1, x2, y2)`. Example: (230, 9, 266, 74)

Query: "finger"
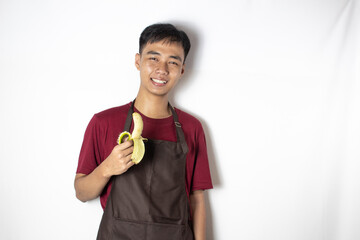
(122, 154, 133, 164)
(122, 146, 134, 157)
(121, 159, 135, 174)
(117, 140, 133, 150)
(127, 159, 135, 168)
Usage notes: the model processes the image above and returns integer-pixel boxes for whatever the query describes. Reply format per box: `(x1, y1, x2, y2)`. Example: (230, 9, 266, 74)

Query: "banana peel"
(117, 112, 147, 164)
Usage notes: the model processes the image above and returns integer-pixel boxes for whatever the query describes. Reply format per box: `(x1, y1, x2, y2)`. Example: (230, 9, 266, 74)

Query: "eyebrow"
(146, 50, 183, 62)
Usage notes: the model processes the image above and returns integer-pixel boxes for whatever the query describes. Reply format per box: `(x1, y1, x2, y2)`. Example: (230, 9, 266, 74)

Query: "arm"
(190, 190, 206, 240)
(74, 141, 135, 202)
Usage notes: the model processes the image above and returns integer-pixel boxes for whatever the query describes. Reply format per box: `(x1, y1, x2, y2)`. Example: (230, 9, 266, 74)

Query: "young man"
(75, 23, 213, 240)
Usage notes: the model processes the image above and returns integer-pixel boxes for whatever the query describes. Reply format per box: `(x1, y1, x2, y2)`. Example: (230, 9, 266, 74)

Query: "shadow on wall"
(168, 21, 221, 240)
(168, 21, 201, 102)
(199, 117, 221, 240)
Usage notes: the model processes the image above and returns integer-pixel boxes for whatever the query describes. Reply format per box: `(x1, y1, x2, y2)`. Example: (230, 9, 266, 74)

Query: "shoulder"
(175, 108, 201, 124)
(175, 107, 204, 133)
(93, 102, 132, 123)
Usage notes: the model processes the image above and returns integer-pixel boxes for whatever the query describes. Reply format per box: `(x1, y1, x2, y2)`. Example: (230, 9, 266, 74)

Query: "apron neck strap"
(123, 101, 135, 132)
(168, 104, 189, 154)
(123, 100, 188, 154)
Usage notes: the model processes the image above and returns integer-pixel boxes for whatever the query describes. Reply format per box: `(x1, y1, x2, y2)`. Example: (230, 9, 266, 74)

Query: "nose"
(156, 61, 169, 75)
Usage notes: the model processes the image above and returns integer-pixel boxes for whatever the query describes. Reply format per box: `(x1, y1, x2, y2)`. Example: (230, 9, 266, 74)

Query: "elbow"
(75, 191, 88, 203)
(74, 182, 96, 203)
(74, 173, 99, 202)
(74, 178, 89, 203)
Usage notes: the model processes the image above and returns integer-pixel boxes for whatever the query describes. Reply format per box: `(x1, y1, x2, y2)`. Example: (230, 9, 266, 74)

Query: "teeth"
(152, 78, 167, 84)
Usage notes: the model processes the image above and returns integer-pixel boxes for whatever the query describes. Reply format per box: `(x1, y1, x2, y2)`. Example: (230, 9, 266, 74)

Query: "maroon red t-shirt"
(77, 102, 213, 210)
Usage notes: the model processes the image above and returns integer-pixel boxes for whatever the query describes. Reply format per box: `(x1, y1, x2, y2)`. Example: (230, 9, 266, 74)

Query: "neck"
(134, 94, 172, 119)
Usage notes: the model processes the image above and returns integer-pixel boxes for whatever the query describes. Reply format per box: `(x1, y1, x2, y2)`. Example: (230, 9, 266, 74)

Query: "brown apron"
(97, 101, 194, 240)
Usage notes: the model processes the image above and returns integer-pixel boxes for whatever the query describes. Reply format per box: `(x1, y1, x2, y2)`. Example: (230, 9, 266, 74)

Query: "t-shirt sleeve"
(76, 115, 103, 175)
(191, 123, 213, 191)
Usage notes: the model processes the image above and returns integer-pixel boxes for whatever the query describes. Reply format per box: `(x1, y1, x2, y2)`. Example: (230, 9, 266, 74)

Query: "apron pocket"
(111, 219, 146, 240)
(149, 187, 185, 222)
(146, 222, 184, 240)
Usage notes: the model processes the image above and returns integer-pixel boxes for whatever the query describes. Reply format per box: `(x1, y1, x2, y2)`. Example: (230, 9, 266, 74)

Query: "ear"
(135, 53, 140, 70)
(180, 64, 185, 76)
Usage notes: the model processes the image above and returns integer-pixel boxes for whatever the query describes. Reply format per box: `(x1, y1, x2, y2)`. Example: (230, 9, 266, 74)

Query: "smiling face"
(135, 39, 185, 99)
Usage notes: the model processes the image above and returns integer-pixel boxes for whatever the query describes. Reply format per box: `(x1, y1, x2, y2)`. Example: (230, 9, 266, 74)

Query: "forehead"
(142, 40, 185, 59)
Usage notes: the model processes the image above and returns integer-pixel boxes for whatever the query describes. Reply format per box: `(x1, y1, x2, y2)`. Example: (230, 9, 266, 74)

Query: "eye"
(149, 57, 158, 61)
(169, 61, 179, 66)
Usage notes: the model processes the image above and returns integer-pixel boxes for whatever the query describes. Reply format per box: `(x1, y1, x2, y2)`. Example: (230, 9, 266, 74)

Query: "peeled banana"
(117, 112, 146, 164)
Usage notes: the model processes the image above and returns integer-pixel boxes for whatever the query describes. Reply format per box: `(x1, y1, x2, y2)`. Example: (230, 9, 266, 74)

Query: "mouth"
(151, 78, 168, 86)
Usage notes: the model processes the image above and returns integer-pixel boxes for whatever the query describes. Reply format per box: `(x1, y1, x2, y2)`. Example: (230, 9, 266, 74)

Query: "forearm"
(74, 163, 111, 202)
(75, 141, 134, 202)
(190, 190, 206, 240)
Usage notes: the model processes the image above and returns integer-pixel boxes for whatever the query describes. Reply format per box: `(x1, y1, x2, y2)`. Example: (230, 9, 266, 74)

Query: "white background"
(1, 0, 359, 239)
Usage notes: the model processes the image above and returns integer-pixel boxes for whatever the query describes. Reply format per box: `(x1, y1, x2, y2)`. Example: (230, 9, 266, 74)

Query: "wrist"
(99, 160, 112, 179)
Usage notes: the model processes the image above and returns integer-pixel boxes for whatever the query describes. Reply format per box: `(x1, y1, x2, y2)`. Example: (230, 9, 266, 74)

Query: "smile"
(151, 78, 168, 85)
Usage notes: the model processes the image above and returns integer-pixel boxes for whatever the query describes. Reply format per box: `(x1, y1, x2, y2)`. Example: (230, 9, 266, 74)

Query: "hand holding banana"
(117, 112, 147, 164)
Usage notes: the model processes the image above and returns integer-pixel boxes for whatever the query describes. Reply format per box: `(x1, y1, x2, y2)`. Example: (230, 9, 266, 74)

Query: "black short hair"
(139, 23, 191, 63)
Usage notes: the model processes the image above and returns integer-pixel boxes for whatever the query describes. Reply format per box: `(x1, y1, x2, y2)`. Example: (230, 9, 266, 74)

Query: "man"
(75, 23, 213, 240)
